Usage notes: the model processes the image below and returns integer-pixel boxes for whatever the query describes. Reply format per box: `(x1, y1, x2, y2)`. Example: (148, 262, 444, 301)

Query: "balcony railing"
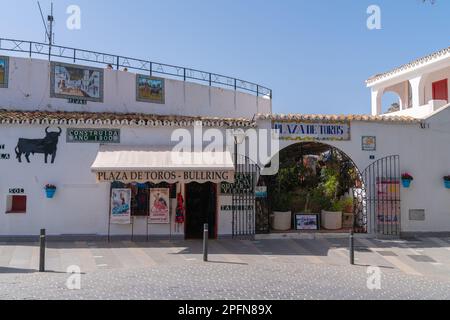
(0, 37, 272, 99)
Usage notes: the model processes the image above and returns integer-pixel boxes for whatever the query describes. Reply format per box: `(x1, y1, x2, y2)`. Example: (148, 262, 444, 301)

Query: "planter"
(321, 210, 343, 230)
(445, 180, 450, 189)
(45, 188, 56, 199)
(401, 179, 412, 188)
(272, 211, 292, 231)
(342, 212, 354, 229)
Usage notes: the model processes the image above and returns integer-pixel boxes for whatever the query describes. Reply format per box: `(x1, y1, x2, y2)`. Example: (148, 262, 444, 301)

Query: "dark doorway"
(185, 182, 217, 239)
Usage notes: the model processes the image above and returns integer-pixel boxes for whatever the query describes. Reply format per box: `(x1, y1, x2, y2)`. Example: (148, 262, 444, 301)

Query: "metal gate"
(229, 154, 261, 238)
(358, 155, 401, 236)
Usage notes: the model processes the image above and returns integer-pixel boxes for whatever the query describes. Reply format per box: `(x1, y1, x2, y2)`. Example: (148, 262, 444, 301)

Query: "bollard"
(203, 223, 209, 262)
(349, 229, 355, 265)
(39, 229, 46, 272)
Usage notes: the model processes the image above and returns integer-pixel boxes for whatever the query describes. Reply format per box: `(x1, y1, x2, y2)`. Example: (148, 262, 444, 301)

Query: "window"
(432, 79, 448, 102)
(6, 195, 27, 214)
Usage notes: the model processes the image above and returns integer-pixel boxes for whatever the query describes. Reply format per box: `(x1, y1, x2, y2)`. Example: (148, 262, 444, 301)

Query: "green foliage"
(328, 197, 353, 213)
(272, 192, 292, 212)
(307, 187, 332, 213)
(320, 167, 339, 199)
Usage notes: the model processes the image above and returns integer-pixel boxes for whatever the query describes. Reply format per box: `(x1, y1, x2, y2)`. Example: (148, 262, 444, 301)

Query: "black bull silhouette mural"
(15, 127, 62, 164)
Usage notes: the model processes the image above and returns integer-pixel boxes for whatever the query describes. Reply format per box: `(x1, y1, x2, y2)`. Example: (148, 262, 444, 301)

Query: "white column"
(409, 76, 424, 108)
(371, 89, 382, 115)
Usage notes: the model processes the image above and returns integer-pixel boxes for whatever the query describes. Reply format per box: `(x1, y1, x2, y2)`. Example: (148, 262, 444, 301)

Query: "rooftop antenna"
(37, 1, 54, 60)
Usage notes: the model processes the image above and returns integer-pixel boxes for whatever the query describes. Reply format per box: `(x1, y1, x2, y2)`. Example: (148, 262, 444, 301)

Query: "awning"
(91, 145, 235, 184)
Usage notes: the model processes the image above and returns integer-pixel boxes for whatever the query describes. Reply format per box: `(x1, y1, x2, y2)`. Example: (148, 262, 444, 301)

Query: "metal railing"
(0, 37, 272, 99)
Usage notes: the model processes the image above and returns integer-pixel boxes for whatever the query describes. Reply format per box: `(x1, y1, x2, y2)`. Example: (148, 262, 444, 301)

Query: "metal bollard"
(203, 223, 209, 262)
(39, 229, 46, 272)
(349, 229, 355, 265)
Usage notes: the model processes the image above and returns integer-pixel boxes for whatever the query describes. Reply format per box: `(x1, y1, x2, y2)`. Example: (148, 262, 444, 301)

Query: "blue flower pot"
(401, 179, 412, 188)
(45, 188, 56, 199)
(445, 180, 450, 189)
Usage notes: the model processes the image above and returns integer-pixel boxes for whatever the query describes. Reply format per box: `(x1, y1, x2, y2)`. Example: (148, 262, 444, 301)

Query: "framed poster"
(362, 136, 376, 151)
(110, 189, 132, 225)
(149, 188, 170, 224)
(376, 179, 400, 226)
(0, 56, 9, 88)
(295, 214, 320, 230)
(136, 74, 165, 104)
(50, 62, 104, 102)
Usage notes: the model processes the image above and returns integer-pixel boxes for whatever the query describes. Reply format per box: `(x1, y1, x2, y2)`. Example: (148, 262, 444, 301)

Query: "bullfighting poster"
(110, 189, 132, 225)
(149, 188, 170, 224)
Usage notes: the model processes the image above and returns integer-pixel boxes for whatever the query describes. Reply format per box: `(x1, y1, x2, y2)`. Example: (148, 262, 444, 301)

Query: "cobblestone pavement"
(1, 237, 450, 300)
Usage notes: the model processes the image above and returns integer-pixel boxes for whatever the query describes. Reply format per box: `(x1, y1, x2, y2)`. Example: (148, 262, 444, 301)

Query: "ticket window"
(6, 195, 27, 214)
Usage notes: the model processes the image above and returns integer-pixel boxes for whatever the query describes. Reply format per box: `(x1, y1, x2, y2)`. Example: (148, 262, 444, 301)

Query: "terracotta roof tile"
(256, 113, 421, 124)
(0, 110, 256, 128)
(366, 45, 450, 85)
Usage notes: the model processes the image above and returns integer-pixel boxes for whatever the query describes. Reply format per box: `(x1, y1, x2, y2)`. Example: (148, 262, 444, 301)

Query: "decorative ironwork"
(232, 154, 261, 238)
(0, 37, 272, 99)
(358, 155, 401, 236)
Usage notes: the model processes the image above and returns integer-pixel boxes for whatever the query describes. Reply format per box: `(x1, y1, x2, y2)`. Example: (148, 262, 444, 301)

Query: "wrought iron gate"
(229, 154, 261, 238)
(358, 155, 401, 236)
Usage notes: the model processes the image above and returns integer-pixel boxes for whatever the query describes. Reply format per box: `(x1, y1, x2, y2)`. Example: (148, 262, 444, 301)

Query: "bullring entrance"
(256, 142, 364, 235)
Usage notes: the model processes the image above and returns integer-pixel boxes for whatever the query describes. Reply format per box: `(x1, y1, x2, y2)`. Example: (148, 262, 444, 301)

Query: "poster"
(295, 214, 319, 230)
(136, 75, 165, 104)
(149, 188, 170, 224)
(110, 189, 132, 225)
(0, 56, 9, 88)
(376, 179, 400, 225)
(51, 62, 103, 102)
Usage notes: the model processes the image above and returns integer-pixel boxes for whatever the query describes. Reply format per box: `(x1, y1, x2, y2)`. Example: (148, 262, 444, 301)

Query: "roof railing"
(0, 37, 272, 99)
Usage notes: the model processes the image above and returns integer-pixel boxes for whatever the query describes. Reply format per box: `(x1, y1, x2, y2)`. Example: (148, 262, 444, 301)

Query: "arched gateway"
(241, 141, 402, 238)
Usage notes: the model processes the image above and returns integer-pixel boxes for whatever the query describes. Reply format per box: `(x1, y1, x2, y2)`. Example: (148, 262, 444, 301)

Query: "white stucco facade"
(1, 45, 450, 239)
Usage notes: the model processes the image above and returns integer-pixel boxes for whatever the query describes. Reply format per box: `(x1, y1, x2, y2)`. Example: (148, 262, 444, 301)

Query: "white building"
(1, 41, 450, 239)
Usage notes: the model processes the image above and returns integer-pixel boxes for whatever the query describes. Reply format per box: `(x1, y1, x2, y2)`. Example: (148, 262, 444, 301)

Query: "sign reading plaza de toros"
(274, 122, 350, 141)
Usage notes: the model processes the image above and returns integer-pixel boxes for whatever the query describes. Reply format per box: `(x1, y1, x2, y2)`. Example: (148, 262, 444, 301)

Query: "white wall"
(257, 117, 450, 234)
(0, 124, 236, 237)
(0, 56, 271, 119)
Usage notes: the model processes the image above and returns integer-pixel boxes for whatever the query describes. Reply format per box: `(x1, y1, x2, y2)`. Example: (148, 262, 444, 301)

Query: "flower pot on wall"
(445, 180, 450, 189)
(401, 179, 412, 188)
(45, 188, 56, 199)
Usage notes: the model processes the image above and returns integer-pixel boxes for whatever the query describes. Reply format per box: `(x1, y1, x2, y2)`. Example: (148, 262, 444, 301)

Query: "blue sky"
(0, 0, 448, 115)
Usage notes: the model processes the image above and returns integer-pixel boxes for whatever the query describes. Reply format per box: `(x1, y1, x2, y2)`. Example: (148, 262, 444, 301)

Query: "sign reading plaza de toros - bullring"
(274, 122, 350, 141)
(95, 170, 234, 184)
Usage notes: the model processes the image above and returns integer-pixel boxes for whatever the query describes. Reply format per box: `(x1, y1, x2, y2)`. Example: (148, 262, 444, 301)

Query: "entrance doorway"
(185, 182, 217, 239)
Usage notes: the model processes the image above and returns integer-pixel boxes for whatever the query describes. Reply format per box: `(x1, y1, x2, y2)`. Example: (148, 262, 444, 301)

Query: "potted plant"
(45, 184, 57, 199)
(444, 176, 450, 189)
(272, 193, 292, 231)
(321, 199, 344, 230)
(401, 173, 414, 188)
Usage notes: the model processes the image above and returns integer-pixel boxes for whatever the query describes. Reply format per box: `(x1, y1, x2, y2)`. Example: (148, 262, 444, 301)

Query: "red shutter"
(11, 196, 27, 213)
(432, 79, 448, 102)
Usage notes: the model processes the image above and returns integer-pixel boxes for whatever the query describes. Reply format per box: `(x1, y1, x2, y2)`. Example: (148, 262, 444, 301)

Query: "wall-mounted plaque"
(136, 74, 165, 104)
(67, 128, 120, 143)
(362, 136, 376, 151)
(51, 62, 104, 102)
(0, 56, 9, 88)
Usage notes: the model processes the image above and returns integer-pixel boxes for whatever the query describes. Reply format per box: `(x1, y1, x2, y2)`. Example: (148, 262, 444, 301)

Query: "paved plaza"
(1, 237, 450, 299)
